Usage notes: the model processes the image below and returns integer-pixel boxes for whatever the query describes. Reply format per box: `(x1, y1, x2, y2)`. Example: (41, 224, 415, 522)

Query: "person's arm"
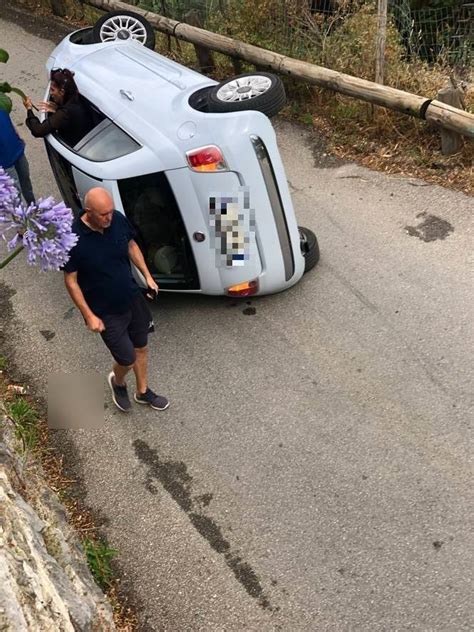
(128, 239, 159, 295)
(64, 271, 105, 332)
(23, 96, 68, 138)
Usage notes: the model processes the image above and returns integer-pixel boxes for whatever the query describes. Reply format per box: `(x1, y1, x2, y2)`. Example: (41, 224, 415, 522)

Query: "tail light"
(226, 279, 259, 297)
(186, 145, 228, 172)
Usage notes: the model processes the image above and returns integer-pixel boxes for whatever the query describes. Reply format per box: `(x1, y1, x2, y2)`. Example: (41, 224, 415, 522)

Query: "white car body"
(44, 28, 305, 296)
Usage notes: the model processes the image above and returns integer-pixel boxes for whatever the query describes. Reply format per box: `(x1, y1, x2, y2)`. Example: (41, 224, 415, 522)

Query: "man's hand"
(128, 241, 159, 298)
(145, 277, 159, 300)
(86, 314, 105, 333)
(37, 100, 57, 113)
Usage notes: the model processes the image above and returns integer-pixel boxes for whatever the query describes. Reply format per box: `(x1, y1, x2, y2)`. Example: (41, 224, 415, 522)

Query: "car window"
(73, 118, 140, 162)
(49, 95, 140, 161)
(45, 143, 82, 218)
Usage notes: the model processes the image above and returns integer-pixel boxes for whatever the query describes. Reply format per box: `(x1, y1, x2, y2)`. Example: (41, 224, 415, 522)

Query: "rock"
(0, 411, 116, 631)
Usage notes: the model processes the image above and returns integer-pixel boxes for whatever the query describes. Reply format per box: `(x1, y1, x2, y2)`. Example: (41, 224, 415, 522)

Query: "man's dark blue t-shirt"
(63, 210, 140, 316)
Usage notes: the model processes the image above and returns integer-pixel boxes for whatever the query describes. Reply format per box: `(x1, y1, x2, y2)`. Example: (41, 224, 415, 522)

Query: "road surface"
(0, 5, 472, 631)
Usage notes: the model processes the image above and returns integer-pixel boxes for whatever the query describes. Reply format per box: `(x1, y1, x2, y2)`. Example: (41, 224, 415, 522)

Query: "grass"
(83, 537, 119, 590)
(7, 395, 39, 453)
(0, 355, 7, 370)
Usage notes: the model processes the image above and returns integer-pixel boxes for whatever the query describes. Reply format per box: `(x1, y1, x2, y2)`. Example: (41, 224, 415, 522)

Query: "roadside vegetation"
(0, 360, 137, 631)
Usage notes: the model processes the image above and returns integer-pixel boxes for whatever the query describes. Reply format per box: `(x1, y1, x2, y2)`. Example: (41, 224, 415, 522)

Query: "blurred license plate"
(209, 187, 255, 267)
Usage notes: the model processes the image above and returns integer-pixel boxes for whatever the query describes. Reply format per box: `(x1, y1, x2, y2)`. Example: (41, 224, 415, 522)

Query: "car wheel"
(188, 85, 213, 112)
(299, 226, 320, 273)
(92, 10, 156, 49)
(207, 72, 286, 117)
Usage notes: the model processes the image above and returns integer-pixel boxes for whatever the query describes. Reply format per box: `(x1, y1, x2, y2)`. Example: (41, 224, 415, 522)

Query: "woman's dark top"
(25, 95, 94, 148)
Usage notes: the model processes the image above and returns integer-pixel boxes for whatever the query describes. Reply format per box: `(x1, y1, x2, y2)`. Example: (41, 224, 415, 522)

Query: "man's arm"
(128, 240, 159, 294)
(64, 271, 105, 332)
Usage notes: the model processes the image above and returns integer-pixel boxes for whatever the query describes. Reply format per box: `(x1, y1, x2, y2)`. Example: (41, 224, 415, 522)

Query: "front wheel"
(299, 226, 320, 273)
(207, 72, 286, 118)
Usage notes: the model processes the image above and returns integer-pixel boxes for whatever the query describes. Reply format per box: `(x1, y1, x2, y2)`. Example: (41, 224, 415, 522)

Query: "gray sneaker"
(134, 388, 169, 411)
(107, 372, 131, 412)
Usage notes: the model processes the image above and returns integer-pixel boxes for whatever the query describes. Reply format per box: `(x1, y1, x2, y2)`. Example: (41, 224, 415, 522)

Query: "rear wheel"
(299, 226, 320, 273)
(92, 11, 156, 49)
(207, 72, 286, 118)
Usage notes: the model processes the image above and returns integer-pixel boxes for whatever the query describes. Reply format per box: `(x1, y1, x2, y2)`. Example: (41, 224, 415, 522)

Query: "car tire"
(299, 226, 320, 273)
(92, 11, 156, 49)
(207, 72, 286, 117)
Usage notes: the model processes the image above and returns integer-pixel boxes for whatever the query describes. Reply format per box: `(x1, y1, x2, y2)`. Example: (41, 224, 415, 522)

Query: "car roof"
(56, 39, 212, 119)
(48, 36, 220, 171)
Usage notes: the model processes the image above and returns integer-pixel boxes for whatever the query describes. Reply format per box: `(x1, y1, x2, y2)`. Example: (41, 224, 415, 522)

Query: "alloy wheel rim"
(99, 16, 148, 44)
(216, 76, 272, 102)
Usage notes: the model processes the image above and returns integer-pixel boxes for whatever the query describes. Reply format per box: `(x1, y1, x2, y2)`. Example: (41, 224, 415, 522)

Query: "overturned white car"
(43, 10, 319, 296)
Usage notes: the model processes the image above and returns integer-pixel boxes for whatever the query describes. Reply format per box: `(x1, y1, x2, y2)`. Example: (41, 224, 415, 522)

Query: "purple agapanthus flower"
(0, 167, 78, 271)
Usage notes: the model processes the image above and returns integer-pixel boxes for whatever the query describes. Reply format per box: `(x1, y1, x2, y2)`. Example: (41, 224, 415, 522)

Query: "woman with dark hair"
(23, 68, 94, 147)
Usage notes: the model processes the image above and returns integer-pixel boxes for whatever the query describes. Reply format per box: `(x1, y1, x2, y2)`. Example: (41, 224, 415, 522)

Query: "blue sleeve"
(115, 210, 137, 241)
(62, 240, 79, 272)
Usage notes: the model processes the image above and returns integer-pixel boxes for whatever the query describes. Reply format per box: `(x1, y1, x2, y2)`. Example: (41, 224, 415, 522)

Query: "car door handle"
(120, 89, 134, 101)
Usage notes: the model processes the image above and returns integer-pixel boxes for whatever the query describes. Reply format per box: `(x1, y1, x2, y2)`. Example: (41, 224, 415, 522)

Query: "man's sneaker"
(134, 388, 169, 411)
(107, 372, 131, 412)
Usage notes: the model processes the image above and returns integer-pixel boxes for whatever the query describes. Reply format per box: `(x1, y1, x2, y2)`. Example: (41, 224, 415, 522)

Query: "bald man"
(63, 187, 169, 412)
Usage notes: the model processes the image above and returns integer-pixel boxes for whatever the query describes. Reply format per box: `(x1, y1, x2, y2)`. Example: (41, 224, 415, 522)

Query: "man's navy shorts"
(100, 293, 154, 366)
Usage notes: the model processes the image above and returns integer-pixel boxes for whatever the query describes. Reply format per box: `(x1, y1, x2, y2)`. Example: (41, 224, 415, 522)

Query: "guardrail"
(85, 0, 474, 140)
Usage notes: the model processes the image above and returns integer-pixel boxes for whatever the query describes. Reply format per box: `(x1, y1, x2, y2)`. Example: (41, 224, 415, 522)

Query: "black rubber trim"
(251, 136, 294, 282)
(419, 99, 432, 120)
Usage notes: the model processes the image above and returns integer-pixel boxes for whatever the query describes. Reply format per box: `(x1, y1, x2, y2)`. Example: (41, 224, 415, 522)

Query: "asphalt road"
(1, 6, 473, 631)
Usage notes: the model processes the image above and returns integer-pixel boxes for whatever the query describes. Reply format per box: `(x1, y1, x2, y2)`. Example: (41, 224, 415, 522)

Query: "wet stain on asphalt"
(243, 307, 257, 316)
(405, 212, 454, 242)
(433, 540, 444, 550)
(133, 439, 272, 609)
(196, 493, 213, 507)
(63, 306, 75, 320)
(227, 555, 269, 607)
(40, 329, 55, 341)
(135, 442, 193, 512)
(189, 513, 229, 553)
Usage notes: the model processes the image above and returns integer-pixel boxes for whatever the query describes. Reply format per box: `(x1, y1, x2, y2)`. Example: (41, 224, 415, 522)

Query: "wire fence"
(131, 0, 473, 72)
(391, 2, 473, 67)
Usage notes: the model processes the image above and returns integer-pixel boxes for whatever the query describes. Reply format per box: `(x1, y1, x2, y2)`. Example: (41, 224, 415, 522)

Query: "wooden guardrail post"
(436, 78, 466, 155)
(183, 9, 215, 74)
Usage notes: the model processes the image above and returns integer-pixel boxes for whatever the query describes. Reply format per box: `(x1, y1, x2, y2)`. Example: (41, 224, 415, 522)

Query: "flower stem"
(0, 245, 24, 269)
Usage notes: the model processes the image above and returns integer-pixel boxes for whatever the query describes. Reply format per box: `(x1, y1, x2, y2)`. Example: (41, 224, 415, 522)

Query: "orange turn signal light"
(226, 280, 259, 297)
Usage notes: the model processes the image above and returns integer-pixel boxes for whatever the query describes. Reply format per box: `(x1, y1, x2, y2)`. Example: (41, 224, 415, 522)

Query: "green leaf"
(0, 92, 12, 113)
(0, 49, 9, 63)
(0, 81, 12, 93)
(10, 86, 26, 99)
